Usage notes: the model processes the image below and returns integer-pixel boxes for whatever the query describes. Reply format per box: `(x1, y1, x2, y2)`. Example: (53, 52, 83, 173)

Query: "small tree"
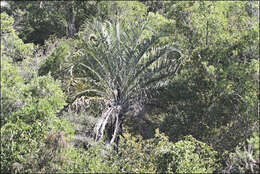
(73, 18, 183, 146)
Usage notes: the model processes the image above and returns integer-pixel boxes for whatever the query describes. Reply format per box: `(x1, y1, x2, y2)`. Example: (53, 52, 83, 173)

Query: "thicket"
(1, 1, 259, 173)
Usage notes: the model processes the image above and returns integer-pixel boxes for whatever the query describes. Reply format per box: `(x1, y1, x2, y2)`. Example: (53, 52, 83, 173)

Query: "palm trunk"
(67, 6, 76, 37)
(206, 20, 209, 46)
(94, 105, 123, 147)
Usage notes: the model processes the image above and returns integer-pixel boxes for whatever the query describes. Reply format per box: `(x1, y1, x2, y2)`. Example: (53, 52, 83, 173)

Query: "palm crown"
(74, 18, 182, 145)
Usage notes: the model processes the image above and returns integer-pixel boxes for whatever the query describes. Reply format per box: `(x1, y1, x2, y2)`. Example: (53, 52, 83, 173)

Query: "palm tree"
(73, 18, 183, 146)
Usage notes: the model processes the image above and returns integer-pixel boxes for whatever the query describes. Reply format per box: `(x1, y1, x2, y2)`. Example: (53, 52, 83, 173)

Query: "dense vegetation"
(1, 1, 259, 173)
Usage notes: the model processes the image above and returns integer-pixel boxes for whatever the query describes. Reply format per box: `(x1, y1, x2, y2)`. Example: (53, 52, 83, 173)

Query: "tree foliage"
(0, 1, 259, 173)
(1, 13, 74, 173)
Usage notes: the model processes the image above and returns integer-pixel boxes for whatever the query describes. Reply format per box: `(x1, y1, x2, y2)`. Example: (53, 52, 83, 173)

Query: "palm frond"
(73, 18, 183, 144)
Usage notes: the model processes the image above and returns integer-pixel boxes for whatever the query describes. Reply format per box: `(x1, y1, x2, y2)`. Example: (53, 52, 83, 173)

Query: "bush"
(223, 131, 260, 173)
(0, 48, 73, 172)
(116, 129, 220, 173)
(0, 74, 69, 173)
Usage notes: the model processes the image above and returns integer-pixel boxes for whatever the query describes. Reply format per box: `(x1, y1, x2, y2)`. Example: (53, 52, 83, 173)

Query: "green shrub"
(223, 131, 260, 173)
(84, 142, 120, 173)
(117, 132, 157, 173)
(154, 133, 220, 173)
(0, 53, 73, 173)
(0, 74, 69, 173)
(116, 129, 220, 173)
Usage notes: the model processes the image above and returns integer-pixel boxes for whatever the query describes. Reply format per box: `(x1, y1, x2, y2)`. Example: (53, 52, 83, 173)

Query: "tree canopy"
(1, 1, 259, 173)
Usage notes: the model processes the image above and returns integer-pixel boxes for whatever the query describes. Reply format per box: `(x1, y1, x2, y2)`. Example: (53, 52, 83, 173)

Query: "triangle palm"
(73, 18, 182, 146)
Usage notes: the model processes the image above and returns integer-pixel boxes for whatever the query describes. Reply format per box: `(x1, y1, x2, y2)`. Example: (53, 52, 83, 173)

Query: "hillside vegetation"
(1, 1, 259, 173)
